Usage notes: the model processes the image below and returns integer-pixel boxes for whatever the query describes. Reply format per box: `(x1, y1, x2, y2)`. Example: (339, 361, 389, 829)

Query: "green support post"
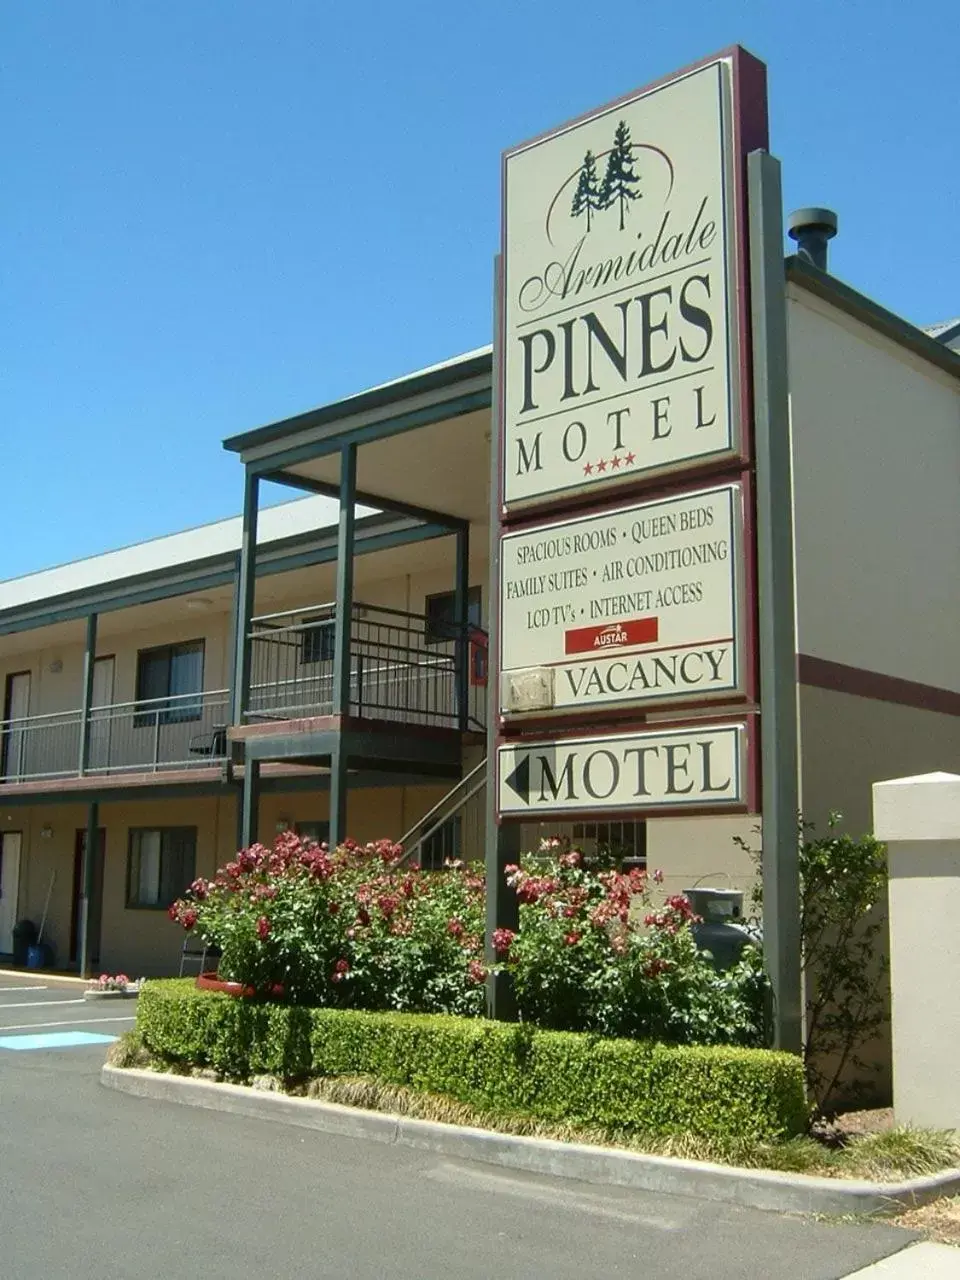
(78, 801, 99, 979)
(748, 149, 803, 1055)
(230, 470, 259, 727)
(330, 444, 357, 847)
(240, 759, 260, 850)
(78, 613, 98, 776)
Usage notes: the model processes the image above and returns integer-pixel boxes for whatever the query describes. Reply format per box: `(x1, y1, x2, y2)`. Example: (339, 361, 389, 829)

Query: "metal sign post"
(748, 148, 802, 1054)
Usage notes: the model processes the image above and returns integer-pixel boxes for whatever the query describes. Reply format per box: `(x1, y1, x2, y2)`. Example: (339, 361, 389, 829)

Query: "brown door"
(70, 828, 106, 967)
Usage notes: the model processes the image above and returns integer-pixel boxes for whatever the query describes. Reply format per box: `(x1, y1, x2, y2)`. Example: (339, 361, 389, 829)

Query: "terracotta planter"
(196, 972, 284, 999)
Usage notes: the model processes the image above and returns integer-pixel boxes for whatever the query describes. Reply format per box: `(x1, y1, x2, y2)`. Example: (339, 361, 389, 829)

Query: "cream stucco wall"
(0, 541, 490, 728)
(799, 685, 960, 832)
(520, 814, 758, 907)
(787, 285, 960, 691)
(2, 774, 475, 974)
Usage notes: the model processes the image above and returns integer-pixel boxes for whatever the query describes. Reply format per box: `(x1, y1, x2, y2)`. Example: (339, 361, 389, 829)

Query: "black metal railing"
(0, 689, 230, 784)
(247, 602, 487, 732)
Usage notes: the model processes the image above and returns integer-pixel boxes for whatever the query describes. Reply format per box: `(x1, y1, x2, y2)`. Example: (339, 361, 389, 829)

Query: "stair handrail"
(397, 758, 487, 866)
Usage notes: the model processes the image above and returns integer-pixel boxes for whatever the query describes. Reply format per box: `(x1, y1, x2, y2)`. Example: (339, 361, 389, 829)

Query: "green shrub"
(136, 980, 807, 1141)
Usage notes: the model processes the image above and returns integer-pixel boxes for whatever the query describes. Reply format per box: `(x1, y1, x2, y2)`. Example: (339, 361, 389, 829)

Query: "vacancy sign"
(497, 723, 746, 817)
(501, 54, 752, 510)
(499, 483, 744, 716)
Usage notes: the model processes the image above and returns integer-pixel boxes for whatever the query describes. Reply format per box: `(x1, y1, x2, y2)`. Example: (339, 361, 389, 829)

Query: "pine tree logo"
(569, 120, 642, 234)
(601, 120, 642, 230)
(570, 149, 603, 231)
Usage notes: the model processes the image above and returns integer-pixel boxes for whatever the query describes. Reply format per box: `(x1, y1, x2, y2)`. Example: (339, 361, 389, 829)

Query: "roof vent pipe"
(787, 207, 838, 271)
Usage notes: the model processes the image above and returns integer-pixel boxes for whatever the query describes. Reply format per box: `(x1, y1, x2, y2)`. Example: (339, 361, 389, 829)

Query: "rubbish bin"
(27, 941, 53, 969)
(12, 919, 38, 968)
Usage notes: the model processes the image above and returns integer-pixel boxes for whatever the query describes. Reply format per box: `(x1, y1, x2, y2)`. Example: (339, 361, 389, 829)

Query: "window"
(299, 619, 336, 666)
(135, 640, 204, 724)
(570, 820, 646, 868)
(296, 821, 330, 846)
(425, 587, 482, 645)
(420, 816, 462, 871)
(127, 827, 197, 909)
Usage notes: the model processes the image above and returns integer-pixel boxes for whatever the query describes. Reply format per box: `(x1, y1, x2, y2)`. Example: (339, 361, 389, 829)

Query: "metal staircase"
(398, 759, 487, 866)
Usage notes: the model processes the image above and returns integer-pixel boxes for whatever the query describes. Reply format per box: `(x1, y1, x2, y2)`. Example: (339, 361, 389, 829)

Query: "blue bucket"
(26, 942, 52, 969)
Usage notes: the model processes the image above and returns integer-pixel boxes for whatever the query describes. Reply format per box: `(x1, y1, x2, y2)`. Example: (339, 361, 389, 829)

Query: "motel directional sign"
(497, 723, 746, 816)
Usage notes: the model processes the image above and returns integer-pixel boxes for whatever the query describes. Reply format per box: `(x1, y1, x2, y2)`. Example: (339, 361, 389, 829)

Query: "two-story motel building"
(1, 257, 958, 984)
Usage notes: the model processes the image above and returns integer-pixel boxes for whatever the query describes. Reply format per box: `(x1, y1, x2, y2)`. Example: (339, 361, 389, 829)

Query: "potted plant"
(83, 973, 141, 1001)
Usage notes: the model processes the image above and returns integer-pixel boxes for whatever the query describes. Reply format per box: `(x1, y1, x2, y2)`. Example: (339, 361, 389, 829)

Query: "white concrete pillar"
(873, 771, 960, 1129)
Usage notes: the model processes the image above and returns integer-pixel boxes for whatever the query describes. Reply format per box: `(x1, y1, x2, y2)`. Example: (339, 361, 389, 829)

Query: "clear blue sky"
(3, 0, 956, 580)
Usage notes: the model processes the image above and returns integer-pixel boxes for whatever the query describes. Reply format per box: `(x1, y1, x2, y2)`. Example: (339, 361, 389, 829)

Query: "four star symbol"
(575, 452, 643, 477)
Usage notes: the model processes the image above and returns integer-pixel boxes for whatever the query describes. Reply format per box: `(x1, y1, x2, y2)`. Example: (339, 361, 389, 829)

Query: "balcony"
(246, 602, 487, 734)
(0, 689, 230, 786)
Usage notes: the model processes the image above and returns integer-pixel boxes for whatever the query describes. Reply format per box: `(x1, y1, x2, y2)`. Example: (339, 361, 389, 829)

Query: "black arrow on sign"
(504, 754, 531, 805)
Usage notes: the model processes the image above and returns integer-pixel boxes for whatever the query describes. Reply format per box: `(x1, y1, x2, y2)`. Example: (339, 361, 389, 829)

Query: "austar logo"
(594, 624, 629, 649)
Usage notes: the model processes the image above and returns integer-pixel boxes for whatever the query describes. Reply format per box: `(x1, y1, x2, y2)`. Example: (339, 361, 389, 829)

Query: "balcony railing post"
(77, 612, 98, 776)
(152, 711, 161, 772)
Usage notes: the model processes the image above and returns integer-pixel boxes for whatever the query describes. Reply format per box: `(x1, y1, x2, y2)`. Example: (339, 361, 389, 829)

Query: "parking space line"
(0, 998, 86, 1010)
(0, 1031, 117, 1050)
(0, 985, 48, 992)
(0, 1015, 137, 1032)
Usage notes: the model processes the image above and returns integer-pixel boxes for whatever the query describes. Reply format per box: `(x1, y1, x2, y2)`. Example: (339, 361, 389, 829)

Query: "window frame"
(298, 618, 336, 666)
(134, 639, 205, 726)
(420, 815, 462, 871)
(126, 826, 198, 910)
(570, 819, 647, 868)
(424, 586, 482, 646)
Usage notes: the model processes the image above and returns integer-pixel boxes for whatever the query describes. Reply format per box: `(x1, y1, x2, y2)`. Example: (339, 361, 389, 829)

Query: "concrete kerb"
(0, 967, 90, 987)
(101, 1066, 960, 1217)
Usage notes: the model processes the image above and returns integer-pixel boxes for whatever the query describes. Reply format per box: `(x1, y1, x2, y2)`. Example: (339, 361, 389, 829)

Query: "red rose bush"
(169, 833, 486, 1015)
(170, 833, 764, 1045)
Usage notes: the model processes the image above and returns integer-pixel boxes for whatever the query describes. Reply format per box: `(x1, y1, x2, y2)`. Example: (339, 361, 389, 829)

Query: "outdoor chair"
(178, 935, 221, 978)
(188, 726, 227, 758)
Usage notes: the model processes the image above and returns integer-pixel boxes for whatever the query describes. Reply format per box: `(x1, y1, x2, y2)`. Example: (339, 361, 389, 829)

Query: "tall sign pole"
(486, 253, 520, 1020)
(748, 149, 802, 1053)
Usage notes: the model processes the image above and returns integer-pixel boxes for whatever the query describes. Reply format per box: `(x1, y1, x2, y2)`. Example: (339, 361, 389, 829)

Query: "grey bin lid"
(683, 887, 744, 922)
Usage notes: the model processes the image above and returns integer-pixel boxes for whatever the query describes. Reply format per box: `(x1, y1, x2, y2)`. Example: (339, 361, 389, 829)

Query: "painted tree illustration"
(600, 120, 642, 231)
(570, 150, 603, 232)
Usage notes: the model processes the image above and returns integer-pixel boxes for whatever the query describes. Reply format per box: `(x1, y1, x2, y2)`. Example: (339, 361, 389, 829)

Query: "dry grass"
(893, 1195, 960, 1246)
(108, 1042, 960, 1185)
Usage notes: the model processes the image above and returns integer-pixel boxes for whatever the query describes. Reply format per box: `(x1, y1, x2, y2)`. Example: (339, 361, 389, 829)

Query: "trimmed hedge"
(136, 979, 808, 1141)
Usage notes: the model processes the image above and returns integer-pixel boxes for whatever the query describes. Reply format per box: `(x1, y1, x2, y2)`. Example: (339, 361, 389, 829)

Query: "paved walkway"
(844, 1243, 960, 1276)
(0, 973, 948, 1279)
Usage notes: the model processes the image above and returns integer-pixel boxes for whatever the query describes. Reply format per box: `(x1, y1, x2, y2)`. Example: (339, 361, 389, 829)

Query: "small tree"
(570, 149, 603, 232)
(600, 120, 642, 231)
(740, 815, 888, 1112)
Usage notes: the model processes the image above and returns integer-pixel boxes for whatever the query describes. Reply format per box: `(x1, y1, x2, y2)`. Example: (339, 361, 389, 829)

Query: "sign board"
(497, 723, 746, 817)
(501, 51, 764, 511)
(500, 483, 744, 716)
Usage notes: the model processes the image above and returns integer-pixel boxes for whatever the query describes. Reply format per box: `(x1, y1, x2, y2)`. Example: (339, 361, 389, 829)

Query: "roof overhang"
(223, 347, 494, 526)
(0, 511, 449, 638)
(786, 257, 960, 383)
